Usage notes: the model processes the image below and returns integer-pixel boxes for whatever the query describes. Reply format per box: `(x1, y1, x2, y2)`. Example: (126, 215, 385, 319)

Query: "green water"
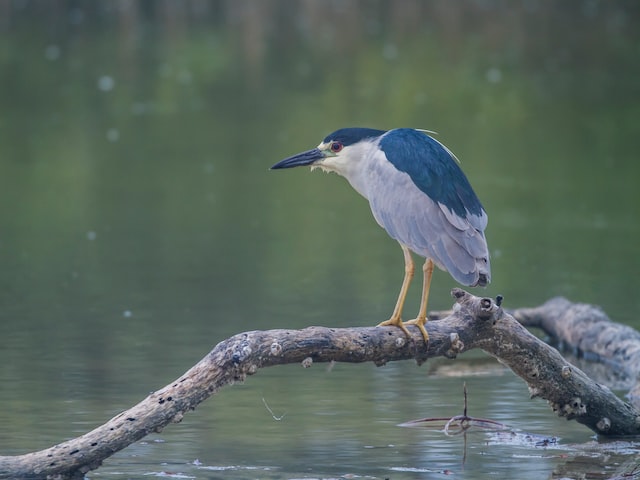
(1, 2, 640, 479)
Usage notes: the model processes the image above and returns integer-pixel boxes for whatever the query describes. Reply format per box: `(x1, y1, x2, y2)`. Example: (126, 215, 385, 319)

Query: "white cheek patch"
(315, 155, 347, 174)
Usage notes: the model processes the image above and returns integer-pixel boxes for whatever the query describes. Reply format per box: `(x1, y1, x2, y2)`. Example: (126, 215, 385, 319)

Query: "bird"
(271, 128, 490, 343)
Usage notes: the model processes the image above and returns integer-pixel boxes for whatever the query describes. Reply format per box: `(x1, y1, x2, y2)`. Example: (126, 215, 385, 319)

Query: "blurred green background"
(1, 1, 639, 478)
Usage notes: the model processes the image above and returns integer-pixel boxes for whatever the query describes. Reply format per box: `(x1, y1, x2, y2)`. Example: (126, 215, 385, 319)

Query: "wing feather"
(366, 158, 490, 286)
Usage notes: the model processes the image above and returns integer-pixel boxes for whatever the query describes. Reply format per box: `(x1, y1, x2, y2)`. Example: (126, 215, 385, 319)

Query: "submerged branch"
(1, 289, 639, 479)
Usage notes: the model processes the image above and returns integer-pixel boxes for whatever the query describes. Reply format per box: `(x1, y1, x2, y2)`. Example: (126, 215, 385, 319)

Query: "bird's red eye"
(330, 141, 343, 153)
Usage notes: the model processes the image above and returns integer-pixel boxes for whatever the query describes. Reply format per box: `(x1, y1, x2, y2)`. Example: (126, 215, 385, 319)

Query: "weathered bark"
(511, 297, 640, 402)
(1, 290, 639, 479)
(511, 297, 640, 370)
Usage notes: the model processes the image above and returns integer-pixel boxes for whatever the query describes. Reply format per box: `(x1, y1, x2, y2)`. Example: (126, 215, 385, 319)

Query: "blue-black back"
(380, 129, 484, 218)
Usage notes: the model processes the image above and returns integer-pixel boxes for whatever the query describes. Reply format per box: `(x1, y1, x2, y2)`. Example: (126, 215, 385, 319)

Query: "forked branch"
(1, 289, 638, 480)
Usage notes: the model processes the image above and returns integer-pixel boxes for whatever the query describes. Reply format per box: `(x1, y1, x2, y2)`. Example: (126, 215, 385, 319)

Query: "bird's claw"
(377, 317, 412, 338)
(377, 317, 429, 345)
(404, 317, 430, 343)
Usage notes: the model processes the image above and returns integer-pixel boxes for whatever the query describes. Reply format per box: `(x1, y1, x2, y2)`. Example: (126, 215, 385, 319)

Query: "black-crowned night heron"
(271, 128, 490, 343)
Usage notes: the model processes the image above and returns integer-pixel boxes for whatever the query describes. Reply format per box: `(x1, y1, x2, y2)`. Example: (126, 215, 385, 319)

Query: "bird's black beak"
(271, 148, 325, 170)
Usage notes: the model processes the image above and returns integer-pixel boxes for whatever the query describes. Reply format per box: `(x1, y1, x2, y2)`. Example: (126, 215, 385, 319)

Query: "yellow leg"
(405, 258, 434, 343)
(377, 244, 413, 337)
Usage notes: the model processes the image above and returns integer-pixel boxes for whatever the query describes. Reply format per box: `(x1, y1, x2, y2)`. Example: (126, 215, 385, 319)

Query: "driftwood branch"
(1, 289, 639, 479)
(511, 298, 640, 400)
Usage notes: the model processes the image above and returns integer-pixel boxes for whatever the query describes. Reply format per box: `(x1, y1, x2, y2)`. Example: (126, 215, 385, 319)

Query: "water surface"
(1, 2, 639, 479)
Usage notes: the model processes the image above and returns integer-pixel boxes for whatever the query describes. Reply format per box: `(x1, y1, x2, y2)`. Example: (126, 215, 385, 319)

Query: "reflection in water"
(1, 2, 639, 478)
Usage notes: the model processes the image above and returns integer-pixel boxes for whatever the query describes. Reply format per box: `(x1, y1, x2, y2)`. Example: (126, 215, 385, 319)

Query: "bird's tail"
(476, 271, 490, 287)
(473, 256, 491, 287)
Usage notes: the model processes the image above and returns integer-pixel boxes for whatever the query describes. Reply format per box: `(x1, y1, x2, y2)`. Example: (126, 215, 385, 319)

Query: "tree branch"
(1, 289, 639, 479)
(512, 297, 640, 371)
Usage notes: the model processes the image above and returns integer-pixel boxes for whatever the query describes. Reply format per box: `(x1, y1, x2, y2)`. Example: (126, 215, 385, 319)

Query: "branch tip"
(451, 287, 466, 300)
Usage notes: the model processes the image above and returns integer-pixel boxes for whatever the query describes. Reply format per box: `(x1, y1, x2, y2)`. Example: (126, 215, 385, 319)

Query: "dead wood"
(511, 297, 640, 402)
(1, 289, 639, 479)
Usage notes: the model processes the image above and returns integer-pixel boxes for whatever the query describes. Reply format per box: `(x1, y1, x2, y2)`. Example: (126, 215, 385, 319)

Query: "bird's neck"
(329, 142, 382, 200)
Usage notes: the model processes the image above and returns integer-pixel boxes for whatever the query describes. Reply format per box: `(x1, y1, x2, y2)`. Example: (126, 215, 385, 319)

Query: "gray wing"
(366, 163, 491, 287)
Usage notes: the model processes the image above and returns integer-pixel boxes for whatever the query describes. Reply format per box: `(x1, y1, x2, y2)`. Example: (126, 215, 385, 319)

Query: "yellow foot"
(404, 317, 429, 343)
(377, 317, 412, 338)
